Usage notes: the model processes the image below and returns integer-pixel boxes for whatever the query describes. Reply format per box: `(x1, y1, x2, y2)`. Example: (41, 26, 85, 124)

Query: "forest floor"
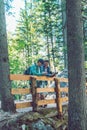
(0, 103, 68, 130)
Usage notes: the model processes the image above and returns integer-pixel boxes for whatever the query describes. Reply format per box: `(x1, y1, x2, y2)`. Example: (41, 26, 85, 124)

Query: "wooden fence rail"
(10, 74, 69, 117)
(10, 74, 87, 116)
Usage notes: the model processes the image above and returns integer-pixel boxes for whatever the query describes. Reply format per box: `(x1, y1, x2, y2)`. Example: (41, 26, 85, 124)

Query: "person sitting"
(43, 60, 51, 74)
(43, 60, 57, 77)
(42, 60, 51, 87)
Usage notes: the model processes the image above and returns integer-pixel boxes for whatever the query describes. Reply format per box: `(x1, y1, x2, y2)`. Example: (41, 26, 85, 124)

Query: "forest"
(0, 0, 87, 130)
(6, 0, 87, 73)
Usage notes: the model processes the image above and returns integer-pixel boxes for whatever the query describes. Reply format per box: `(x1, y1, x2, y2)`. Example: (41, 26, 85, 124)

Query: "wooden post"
(30, 77, 38, 111)
(54, 78, 62, 118)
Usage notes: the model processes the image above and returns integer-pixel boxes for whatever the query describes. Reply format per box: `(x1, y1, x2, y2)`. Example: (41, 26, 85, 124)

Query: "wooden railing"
(10, 74, 69, 116)
(10, 74, 87, 116)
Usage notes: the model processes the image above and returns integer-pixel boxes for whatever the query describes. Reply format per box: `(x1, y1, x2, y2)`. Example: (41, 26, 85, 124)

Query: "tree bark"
(66, 0, 86, 129)
(61, 0, 68, 69)
(47, 35, 51, 67)
(0, 0, 16, 112)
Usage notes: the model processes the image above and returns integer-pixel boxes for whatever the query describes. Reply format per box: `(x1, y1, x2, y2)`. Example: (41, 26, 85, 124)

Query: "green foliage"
(82, 0, 87, 61)
(7, 0, 66, 72)
(8, 0, 87, 75)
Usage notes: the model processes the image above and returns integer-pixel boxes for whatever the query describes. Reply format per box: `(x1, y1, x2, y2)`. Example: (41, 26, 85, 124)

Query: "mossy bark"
(0, 0, 16, 112)
(66, 0, 86, 129)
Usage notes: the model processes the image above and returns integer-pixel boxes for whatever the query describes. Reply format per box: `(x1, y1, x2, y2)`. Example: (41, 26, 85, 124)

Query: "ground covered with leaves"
(0, 106, 68, 130)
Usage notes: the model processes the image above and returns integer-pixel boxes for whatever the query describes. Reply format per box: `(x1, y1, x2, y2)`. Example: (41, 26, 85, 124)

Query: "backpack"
(24, 66, 31, 75)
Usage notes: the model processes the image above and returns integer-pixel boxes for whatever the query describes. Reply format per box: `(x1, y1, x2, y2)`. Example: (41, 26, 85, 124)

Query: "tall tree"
(82, 0, 87, 63)
(0, 0, 16, 112)
(66, 0, 86, 129)
(61, 0, 67, 69)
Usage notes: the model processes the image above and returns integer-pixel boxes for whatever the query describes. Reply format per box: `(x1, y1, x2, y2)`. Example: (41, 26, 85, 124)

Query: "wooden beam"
(61, 97, 68, 102)
(11, 88, 31, 95)
(34, 76, 54, 81)
(15, 101, 32, 109)
(31, 77, 38, 111)
(10, 74, 31, 80)
(54, 78, 62, 116)
(60, 87, 68, 92)
(37, 88, 55, 93)
(58, 78, 68, 82)
(10, 74, 55, 81)
(37, 99, 56, 106)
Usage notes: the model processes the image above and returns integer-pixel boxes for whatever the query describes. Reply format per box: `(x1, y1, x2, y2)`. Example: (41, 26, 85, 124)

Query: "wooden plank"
(34, 76, 54, 81)
(58, 78, 68, 82)
(54, 78, 62, 116)
(11, 88, 31, 95)
(37, 88, 55, 93)
(9, 75, 86, 85)
(37, 99, 56, 106)
(60, 87, 68, 92)
(10, 74, 31, 80)
(31, 77, 38, 111)
(10, 75, 54, 81)
(60, 97, 68, 102)
(15, 101, 32, 109)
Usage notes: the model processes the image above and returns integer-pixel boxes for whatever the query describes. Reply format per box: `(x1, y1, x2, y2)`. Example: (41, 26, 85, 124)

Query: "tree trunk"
(48, 11, 55, 71)
(43, 0, 51, 67)
(61, 0, 68, 69)
(0, 0, 16, 112)
(66, 0, 86, 129)
(47, 35, 51, 67)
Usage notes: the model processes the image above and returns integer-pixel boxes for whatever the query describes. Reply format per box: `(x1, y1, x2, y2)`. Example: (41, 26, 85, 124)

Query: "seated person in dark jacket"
(42, 60, 50, 86)
(43, 60, 57, 77)
(43, 60, 50, 74)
